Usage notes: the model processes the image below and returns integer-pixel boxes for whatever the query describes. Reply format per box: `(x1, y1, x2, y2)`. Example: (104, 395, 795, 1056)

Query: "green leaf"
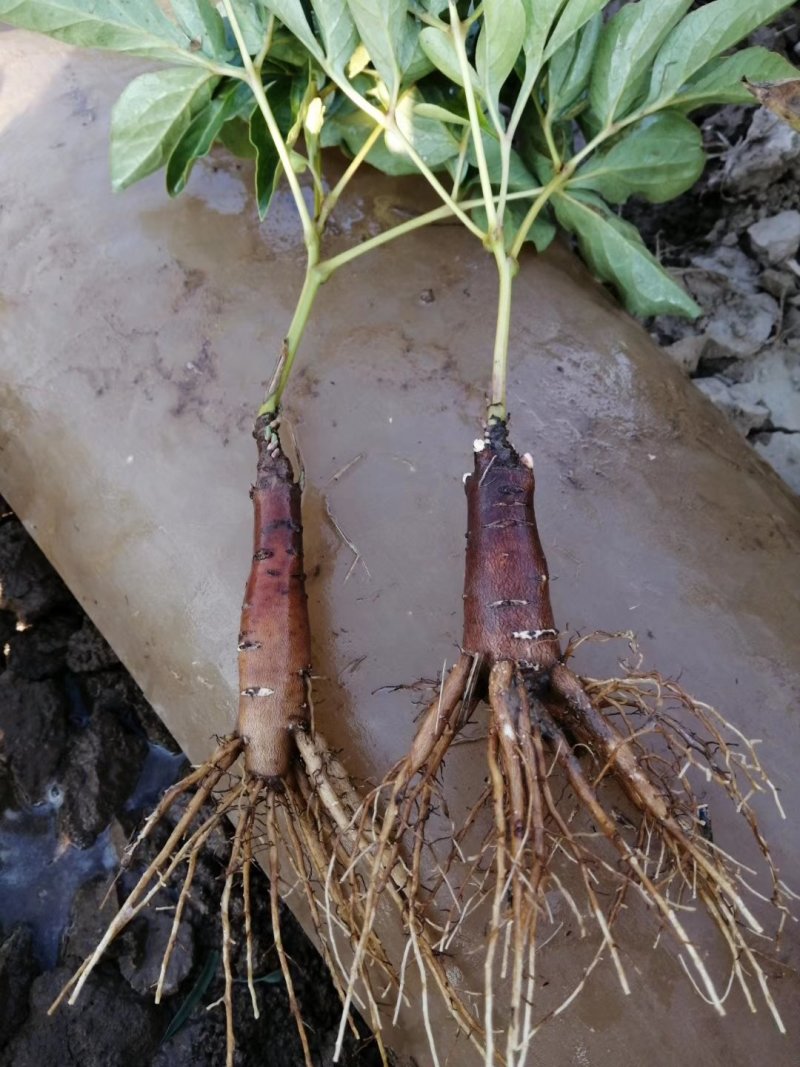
(413, 102, 469, 126)
(258, 0, 323, 62)
(250, 107, 281, 219)
(419, 25, 473, 88)
(345, 0, 414, 96)
(553, 190, 700, 318)
(568, 111, 704, 204)
(226, 0, 268, 55)
(0, 0, 193, 62)
(674, 48, 800, 111)
(267, 26, 314, 68)
(520, 0, 566, 74)
(310, 0, 358, 73)
(543, 0, 606, 63)
(162, 951, 220, 1044)
(589, 0, 691, 124)
(547, 13, 601, 118)
(475, 0, 525, 111)
(249, 82, 293, 218)
(647, 0, 795, 106)
(171, 0, 227, 58)
(111, 67, 219, 190)
(521, 211, 556, 253)
(402, 31, 436, 86)
(218, 116, 257, 157)
(166, 82, 251, 195)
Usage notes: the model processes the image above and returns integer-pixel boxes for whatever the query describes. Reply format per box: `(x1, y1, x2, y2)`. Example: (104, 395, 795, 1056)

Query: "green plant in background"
(2, 2, 798, 1066)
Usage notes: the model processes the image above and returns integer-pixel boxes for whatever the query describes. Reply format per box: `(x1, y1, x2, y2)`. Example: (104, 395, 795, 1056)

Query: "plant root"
(49, 416, 397, 1067)
(339, 420, 795, 1067)
(48, 726, 399, 1067)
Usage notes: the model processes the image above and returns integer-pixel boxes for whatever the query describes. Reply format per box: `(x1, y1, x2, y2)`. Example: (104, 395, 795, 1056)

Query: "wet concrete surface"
(1, 30, 799, 1067)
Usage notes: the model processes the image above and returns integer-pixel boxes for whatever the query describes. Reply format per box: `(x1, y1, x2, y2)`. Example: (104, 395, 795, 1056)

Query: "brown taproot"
(340, 417, 794, 1067)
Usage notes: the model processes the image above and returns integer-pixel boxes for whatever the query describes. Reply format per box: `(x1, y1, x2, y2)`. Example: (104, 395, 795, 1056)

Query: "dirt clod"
(0, 518, 70, 623)
(66, 619, 120, 674)
(59, 707, 149, 847)
(747, 210, 800, 265)
(0, 673, 68, 803)
(0, 925, 40, 1043)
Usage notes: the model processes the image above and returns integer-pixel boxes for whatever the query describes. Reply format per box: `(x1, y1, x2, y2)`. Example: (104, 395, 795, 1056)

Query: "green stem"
(499, 62, 540, 220)
(450, 127, 472, 201)
(509, 171, 562, 261)
(256, 182, 545, 417)
(319, 68, 483, 238)
(318, 125, 383, 231)
(495, 134, 513, 226)
(254, 14, 275, 72)
(449, 3, 497, 237)
(259, 260, 325, 416)
(537, 95, 562, 172)
(316, 185, 543, 279)
(487, 247, 516, 423)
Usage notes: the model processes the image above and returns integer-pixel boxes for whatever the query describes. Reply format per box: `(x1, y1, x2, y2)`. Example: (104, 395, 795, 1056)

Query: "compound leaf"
(569, 111, 704, 204)
(111, 66, 219, 190)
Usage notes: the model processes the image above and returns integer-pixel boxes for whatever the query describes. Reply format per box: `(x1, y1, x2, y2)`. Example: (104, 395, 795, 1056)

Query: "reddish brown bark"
(462, 421, 561, 670)
(237, 415, 311, 782)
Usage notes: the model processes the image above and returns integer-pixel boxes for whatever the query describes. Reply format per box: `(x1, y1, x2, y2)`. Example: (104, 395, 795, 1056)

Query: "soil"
(0, 496, 384, 1067)
(620, 10, 800, 493)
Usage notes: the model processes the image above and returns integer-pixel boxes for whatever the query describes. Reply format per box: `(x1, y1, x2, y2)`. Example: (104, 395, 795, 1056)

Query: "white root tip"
(473, 438, 486, 453)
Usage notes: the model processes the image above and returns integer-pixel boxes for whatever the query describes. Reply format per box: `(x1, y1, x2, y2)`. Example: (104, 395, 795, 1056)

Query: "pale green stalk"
(450, 127, 472, 202)
(227, 0, 574, 421)
(260, 175, 546, 411)
(509, 171, 564, 261)
(487, 248, 517, 422)
(449, 2, 498, 237)
(538, 95, 563, 172)
(317, 185, 543, 278)
(317, 125, 383, 230)
(494, 42, 542, 220)
(259, 262, 324, 414)
(446, 2, 520, 421)
(222, 0, 317, 248)
(254, 14, 275, 72)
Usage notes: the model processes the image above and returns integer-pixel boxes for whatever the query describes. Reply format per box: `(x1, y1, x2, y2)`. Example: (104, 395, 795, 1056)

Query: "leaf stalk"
(222, 0, 316, 245)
